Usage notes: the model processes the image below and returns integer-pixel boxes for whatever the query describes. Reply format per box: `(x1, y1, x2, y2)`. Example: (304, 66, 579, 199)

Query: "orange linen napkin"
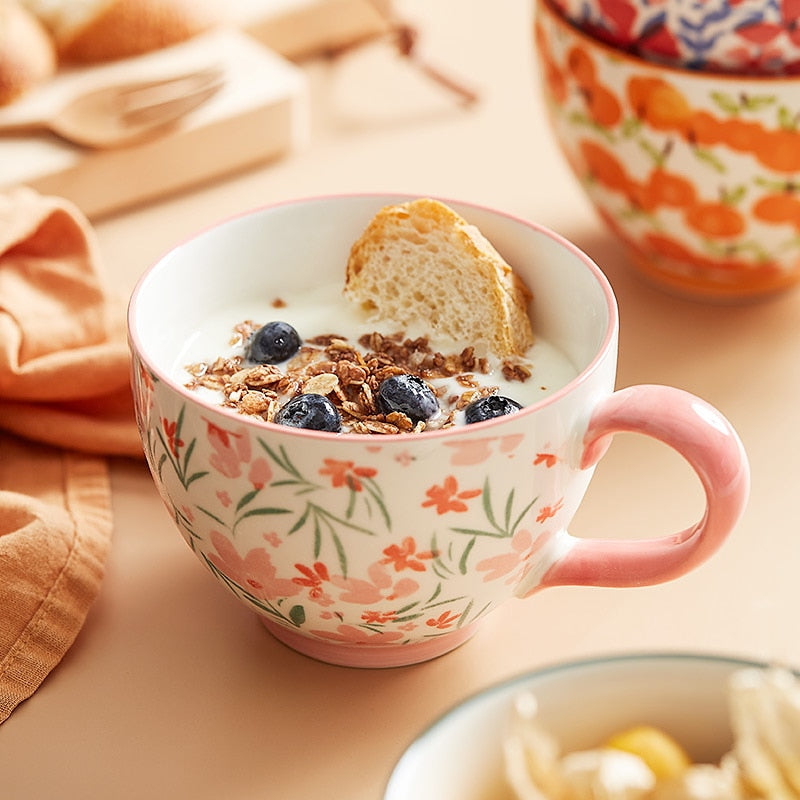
(0, 187, 142, 724)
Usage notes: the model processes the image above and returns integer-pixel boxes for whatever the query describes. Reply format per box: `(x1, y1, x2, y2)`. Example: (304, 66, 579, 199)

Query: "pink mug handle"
(537, 385, 749, 590)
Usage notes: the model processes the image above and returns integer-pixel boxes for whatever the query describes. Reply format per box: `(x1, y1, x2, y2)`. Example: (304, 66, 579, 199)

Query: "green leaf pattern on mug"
(138, 394, 563, 648)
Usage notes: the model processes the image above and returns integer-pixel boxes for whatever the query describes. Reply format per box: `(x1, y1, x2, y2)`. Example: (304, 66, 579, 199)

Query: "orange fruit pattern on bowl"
(535, 5, 800, 299)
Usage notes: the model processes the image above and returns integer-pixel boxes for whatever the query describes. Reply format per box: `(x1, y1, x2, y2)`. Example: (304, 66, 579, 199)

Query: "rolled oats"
(302, 373, 340, 396)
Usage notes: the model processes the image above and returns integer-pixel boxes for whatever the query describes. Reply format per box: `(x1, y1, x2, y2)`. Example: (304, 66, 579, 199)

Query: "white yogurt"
(173, 282, 579, 424)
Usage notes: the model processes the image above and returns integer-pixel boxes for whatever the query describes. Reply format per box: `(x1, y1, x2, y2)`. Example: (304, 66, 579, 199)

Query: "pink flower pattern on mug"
(161, 417, 184, 456)
(477, 528, 540, 584)
(330, 561, 419, 604)
(208, 530, 300, 601)
(319, 458, 378, 491)
(293, 562, 334, 606)
(145, 397, 574, 650)
(361, 609, 398, 624)
(380, 537, 437, 572)
(311, 624, 405, 646)
(537, 498, 564, 523)
(534, 452, 558, 468)
(205, 419, 251, 478)
(422, 475, 482, 514)
(137, 363, 155, 413)
(426, 610, 461, 629)
(247, 458, 272, 489)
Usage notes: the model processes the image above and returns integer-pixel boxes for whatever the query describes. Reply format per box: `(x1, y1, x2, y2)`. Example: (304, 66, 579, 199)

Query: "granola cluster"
(185, 322, 532, 435)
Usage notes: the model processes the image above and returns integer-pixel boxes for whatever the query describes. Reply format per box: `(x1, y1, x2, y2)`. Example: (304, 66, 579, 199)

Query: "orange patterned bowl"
(535, 0, 800, 300)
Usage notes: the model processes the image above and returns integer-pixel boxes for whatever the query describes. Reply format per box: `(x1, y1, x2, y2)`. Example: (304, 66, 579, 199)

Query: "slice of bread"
(344, 198, 534, 358)
(20, 0, 219, 62)
(0, 2, 56, 106)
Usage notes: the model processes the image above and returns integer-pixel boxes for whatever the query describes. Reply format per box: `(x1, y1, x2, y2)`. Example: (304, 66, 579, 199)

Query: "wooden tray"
(0, 29, 309, 219)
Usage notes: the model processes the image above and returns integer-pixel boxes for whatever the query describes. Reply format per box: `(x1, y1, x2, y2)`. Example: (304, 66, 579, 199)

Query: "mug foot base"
(260, 617, 480, 668)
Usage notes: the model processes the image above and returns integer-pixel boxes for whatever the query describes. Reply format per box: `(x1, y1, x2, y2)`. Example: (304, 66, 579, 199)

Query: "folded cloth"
(0, 187, 141, 456)
(0, 434, 112, 724)
(0, 186, 141, 723)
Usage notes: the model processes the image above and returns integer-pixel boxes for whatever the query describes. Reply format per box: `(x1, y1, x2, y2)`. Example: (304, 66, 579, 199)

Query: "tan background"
(3, 1, 800, 797)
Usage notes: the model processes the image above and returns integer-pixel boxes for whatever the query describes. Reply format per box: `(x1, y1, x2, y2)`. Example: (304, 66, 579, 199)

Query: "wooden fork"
(0, 66, 225, 149)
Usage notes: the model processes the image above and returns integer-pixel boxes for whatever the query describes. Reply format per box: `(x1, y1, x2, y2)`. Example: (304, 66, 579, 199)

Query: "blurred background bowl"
(550, 0, 800, 73)
(535, 0, 800, 300)
(383, 652, 766, 800)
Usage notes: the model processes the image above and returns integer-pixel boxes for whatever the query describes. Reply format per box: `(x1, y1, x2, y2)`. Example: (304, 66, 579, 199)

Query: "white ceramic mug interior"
(132, 194, 610, 389)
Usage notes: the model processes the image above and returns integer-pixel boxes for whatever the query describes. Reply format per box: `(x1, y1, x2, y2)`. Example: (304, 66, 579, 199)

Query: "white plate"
(383, 652, 771, 800)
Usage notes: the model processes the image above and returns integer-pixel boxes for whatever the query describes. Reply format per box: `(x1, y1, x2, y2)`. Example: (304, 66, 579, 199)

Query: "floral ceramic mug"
(127, 194, 749, 668)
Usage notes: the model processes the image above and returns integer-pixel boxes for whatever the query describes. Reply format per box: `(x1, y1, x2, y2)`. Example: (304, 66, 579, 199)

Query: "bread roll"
(20, 0, 219, 63)
(344, 198, 534, 358)
(0, 1, 56, 106)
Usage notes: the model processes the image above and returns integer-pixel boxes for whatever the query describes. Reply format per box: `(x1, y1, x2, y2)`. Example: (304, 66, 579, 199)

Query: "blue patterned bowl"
(549, 0, 800, 73)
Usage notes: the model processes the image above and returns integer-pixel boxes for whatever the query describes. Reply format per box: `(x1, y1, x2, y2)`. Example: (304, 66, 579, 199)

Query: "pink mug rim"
(127, 192, 619, 443)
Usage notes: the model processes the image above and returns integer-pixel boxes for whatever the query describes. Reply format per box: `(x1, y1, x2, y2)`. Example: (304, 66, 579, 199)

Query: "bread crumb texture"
(344, 198, 534, 358)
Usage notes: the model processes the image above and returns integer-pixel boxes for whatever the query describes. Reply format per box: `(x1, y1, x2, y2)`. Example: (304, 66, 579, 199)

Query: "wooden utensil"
(0, 66, 225, 148)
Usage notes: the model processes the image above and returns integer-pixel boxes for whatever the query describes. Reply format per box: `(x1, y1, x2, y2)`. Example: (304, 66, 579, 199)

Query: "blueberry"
(247, 321, 301, 364)
(464, 395, 522, 424)
(376, 374, 439, 424)
(275, 394, 341, 432)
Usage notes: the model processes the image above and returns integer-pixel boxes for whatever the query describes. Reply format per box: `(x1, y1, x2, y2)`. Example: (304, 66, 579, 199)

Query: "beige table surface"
(3, 1, 800, 797)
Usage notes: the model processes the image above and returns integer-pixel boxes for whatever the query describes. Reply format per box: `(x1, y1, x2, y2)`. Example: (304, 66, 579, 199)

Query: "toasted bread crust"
(344, 198, 534, 358)
(0, 2, 56, 106)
